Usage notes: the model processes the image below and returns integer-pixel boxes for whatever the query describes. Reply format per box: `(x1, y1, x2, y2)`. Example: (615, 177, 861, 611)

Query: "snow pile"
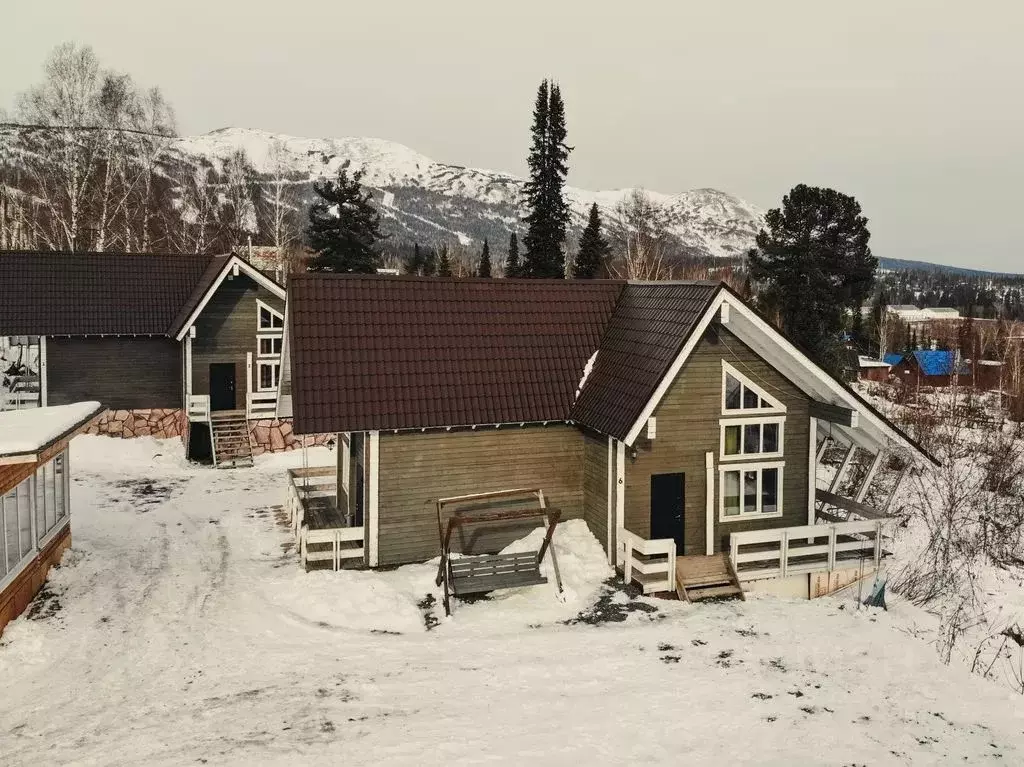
(574, 350, 598, 401)
(0, 401, 100, 455)
(2, 435, 1024, 764)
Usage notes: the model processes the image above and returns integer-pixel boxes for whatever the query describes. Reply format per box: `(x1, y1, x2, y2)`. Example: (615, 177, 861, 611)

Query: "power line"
(0, 122, 177, 140)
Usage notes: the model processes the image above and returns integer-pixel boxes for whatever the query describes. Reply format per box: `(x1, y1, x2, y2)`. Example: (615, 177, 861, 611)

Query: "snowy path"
(2, 437, 1023, 765)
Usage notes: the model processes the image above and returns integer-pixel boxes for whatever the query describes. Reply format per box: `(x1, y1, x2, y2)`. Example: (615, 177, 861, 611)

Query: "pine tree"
(505, 232, 520, 277)
(478, 238, 492, 278)
(421, 246, 437, 276)
(573, 203, 608, 278)
(741, 274, 753, 300)
(748, 184, 876, 372)
(306, 168, 383, 273)
(521, 80, 572, 278)
(403, 242, 423, 275)
(437, 243, 452, 277)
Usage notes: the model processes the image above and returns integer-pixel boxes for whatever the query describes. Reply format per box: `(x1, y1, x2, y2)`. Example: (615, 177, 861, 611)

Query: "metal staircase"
(209, 411, 254, 468)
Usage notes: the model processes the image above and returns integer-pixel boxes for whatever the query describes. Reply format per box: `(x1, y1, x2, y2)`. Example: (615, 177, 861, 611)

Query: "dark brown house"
(0, 251, 316, 465)
(281, 275, 933, 600)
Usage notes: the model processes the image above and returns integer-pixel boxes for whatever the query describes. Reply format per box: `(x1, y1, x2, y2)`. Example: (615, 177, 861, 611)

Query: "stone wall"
(86, 408, 187, 439)
(249, 418, 332, 456)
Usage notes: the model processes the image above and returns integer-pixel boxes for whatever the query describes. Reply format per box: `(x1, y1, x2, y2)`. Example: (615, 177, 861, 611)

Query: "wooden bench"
(449, 552, 548, 596)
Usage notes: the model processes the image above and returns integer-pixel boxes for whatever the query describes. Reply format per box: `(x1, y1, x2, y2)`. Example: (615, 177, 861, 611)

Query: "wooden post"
(855, 451, 885, 504)
(779, 531, 789, 578)
(807, 416, 817, 540)
(246, 351, 253, 418)
(368, 431, 380, 567)
(606, 436, 614, 565)
(705, 452, 714, 555)
(615, 440, 626, 568)
(39, 336, 47, 407)
(873, 521, 883, 568)
(829, 442, 857, 495)
(623, 535, 632, 586)
(827, 526, 836, 571)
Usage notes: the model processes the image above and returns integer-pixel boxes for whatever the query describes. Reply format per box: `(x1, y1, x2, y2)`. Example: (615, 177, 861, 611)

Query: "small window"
(258, 337, 283, 357)
(761, 468, 779, 514)
(724, 425, 741, 456)
(258, 362, 280, 392)
(723, 471, 741, 517)
(257, 301, 284, 330)
(719, 417, 784, 460)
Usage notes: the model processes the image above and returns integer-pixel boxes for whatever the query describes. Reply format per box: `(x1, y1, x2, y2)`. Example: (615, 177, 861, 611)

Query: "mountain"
(170, 127, 764, 260)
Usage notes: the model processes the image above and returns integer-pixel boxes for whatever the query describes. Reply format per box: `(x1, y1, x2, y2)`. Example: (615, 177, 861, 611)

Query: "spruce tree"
(421, 246, 437, 276)
(573, 203, 608, 278)
(403, 242, 423, 274)
(437, 244, 452, 277)
(306, 168, 383, 273)
(748, 184, 876, 372)
(505, 232, 520, 277)
(521, 80, 572, 278)
(478, 238, 492, 278)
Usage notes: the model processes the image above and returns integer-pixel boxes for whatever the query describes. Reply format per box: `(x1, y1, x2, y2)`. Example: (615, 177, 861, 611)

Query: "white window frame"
(721, 360, 786, 414)
(719, 415, 786, 461)
(257, 334, 283, 359)
(257, 299, 285, 331)
(718, 461, 785, 522)
(256, 360, 281, 392)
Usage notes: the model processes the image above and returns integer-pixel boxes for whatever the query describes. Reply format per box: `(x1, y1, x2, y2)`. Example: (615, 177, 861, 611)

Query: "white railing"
(286, 466, 337, 536)
(0, 375, 41, 411)
(246, 390, 278, 420)
(621, 530, 676, 594)
(729, 520, 883, 583)
(187, 394, 211, 421)
(300, 526, 364, 570)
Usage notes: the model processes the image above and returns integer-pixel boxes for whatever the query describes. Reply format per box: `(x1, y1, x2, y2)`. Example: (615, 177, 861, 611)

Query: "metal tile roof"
(0, 251, 217, 336)
(287, 275, 625, 434)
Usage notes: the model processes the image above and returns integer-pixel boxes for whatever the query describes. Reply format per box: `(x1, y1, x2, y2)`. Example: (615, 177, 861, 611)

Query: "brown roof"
(0, 251, 216, 336)
(287, 275, 624, 434)
(570, 282, 721, 439)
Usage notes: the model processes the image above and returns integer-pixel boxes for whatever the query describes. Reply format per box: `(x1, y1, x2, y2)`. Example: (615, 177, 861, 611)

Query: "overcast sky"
(2, 1, 1021, 271)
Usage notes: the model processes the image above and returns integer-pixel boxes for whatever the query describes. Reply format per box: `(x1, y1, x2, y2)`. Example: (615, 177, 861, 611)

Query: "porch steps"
(210, 411, 254, 469)
(675, 553, 745, 603)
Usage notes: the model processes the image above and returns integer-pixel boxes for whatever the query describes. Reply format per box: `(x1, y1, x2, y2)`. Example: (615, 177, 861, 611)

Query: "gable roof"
(569, 282, 720, 438)
(0, 250, 215, 336)
(287, 274, 623, 434)
(883, 353, 905, 366)
(0, 250, 284, 338)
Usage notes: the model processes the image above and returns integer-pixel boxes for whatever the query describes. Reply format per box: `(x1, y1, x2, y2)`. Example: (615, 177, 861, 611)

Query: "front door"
(209, 363, 236, 411)
(650, 472, 685, 551)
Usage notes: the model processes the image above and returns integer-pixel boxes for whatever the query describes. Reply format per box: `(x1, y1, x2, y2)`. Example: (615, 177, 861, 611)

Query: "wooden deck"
(675, 553, 745, 602)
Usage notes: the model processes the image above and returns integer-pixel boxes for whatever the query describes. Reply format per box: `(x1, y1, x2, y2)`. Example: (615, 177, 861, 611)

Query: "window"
(258, 336, 283, 358)
(257, 300, 284, 330)
(257, 361, 280, 392)
(722, 361, 785, 414)
(720, 463, 783, 520)
(720, 417, 784, 459)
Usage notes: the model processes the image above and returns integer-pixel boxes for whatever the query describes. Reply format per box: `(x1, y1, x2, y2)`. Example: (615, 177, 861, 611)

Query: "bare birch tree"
(607, 188, 675, 280)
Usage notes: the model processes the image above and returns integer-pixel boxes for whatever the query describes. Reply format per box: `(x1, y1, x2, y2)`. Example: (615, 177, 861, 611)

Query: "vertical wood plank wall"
(581, 430, 608, 548)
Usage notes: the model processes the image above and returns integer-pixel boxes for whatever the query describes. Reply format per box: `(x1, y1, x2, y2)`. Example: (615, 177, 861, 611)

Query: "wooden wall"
(623, 326, 811, 555)
(581, 430, 608, 551)
(190, 274, 285, 403)
(48, 337, 181, 409)
(0, 526, 70, 636)
(376, 425, 584, 567)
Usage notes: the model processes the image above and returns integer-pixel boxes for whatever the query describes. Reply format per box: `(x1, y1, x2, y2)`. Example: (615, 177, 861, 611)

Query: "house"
(857, 356, 892, 383)
(0, 401, 103, 635)
(279, 275, 935, 600)
(0, 251, 326, 466)
(890, 350, 970, 388)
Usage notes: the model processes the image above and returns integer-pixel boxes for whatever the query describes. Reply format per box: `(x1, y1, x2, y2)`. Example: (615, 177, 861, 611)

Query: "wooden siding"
(376, 425, 584, 567)
(581, 430, 608, 549)
(623, 327, 811, 555)
(190, 274, 285, 399)
(47, 337, 181, 409)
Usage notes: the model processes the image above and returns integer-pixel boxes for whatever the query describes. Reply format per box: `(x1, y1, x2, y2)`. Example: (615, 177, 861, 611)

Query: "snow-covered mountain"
(171, 127, 764, 259)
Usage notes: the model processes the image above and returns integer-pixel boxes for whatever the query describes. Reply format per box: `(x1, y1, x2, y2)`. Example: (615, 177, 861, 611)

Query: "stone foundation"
(248, 418, 332, 456)
(86, 409, 187, 439)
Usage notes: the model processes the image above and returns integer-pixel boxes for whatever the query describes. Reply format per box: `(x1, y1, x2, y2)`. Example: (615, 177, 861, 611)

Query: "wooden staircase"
(209, 411, 254, 468)
(675, 553, 745, 603)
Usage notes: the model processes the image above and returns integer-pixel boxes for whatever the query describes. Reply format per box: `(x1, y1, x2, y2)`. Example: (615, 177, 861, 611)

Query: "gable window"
(720, 416, 784, 460)
(257, 361, 280, 392)
(722, 361, 785, 414)
(258, 336, 283, 358)
(720, 462, 783, 521)
(257, 300, 284, 331)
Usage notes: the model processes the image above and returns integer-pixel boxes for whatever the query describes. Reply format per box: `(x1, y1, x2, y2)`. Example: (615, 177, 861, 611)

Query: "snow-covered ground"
(2, 436, 1023, 765)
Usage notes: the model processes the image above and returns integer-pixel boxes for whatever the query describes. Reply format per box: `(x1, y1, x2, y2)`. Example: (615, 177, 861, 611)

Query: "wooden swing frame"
(433, 488, 564, 616)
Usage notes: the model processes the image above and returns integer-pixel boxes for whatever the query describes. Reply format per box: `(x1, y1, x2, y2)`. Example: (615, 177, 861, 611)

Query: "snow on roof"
(0, 402, 102, 457)
(857, 356, 891, 368)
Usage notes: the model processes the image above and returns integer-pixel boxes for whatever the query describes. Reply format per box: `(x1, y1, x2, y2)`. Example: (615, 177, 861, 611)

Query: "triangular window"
(722, 361, 785, 413)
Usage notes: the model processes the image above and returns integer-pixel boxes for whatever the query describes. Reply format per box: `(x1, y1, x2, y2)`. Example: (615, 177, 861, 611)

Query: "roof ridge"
(290, 272, 627, 285)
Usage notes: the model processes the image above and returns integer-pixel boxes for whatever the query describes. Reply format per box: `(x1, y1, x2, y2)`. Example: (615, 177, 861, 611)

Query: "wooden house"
(0, 401, 103, 635)
(280, 276, 935, 600)
(0, 251, 321, 466)
(857, 356, 892, 383)
(889, 350, 970, 388)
